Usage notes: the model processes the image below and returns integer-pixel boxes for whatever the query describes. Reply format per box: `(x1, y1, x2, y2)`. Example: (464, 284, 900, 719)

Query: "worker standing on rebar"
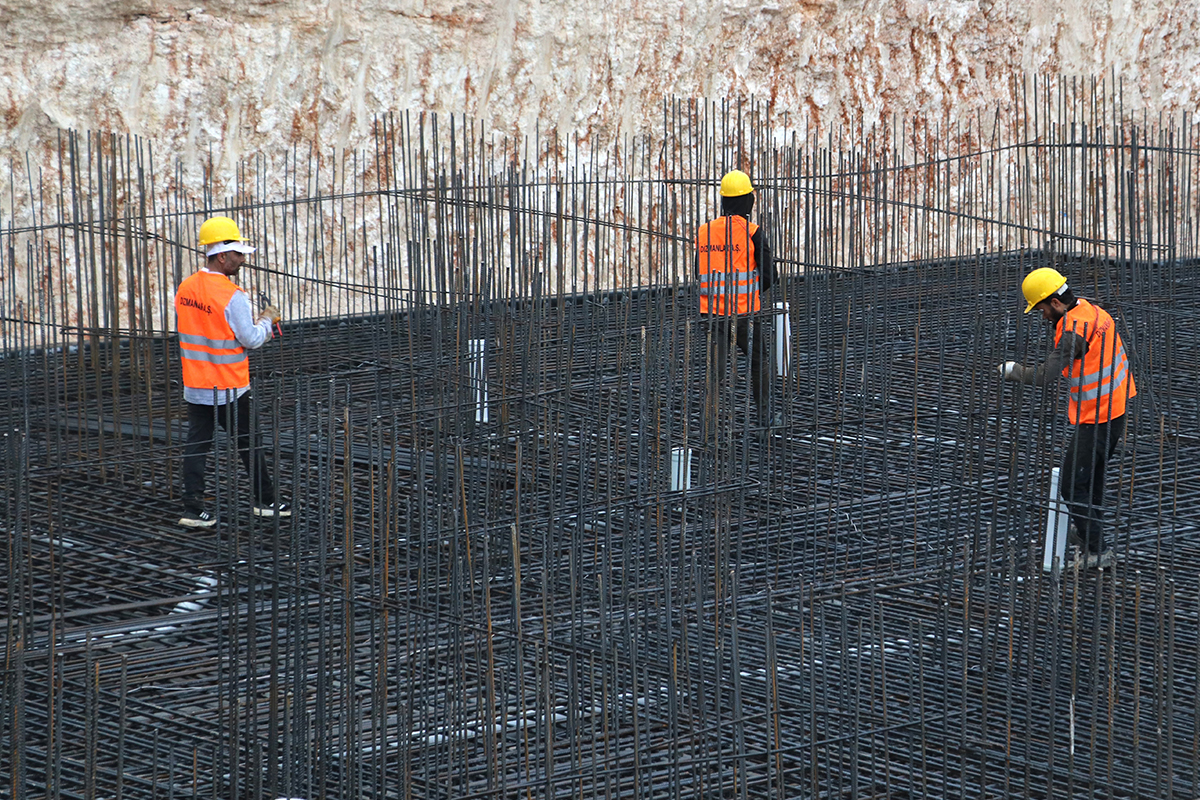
(998, 267, 1136, 567)
(174, 215, 290, 527)
(697, 169, 780, 428)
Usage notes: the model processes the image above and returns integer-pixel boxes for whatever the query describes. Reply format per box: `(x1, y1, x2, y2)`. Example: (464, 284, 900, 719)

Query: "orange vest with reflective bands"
(1055, 299, 1136, 425)
(697, 215, 759, 316)
(175, 271, 250, 392)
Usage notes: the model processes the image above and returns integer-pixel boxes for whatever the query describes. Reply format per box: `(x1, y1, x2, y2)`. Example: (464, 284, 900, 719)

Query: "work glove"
(258, 305, 281, 324)
(997, 360, 1020, 380)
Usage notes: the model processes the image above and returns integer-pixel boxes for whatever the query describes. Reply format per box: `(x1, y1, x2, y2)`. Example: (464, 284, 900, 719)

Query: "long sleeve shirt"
(1004, 331, 1087, 386)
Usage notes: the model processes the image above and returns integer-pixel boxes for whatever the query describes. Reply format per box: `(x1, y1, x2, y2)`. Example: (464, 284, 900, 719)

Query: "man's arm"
(1001, 331, 1087, 385)
(752, 227, 776, 293)
(225, 291, 272, 349)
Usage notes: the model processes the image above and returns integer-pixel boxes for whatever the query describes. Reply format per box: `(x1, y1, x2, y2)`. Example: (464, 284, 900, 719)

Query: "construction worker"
(999, 267, 1136, 567)
(174, 215, 289, 527)
(697, 169, 780, 428)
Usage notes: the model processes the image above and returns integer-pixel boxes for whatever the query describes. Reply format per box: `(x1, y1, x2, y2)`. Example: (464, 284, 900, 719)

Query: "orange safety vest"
(174, 271, 250, 392)
(1055, 298, 1136, 424)
(697, 215, 759, 316)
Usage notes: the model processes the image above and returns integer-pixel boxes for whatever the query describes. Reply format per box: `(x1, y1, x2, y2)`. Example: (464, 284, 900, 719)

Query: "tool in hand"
(258, 290, 283, 338)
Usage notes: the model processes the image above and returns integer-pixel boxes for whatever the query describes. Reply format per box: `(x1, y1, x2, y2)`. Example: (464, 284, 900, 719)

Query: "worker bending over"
(999, 267, 1136, 568)
(697, 169, 780, 428)
(174, 215, 289, 527)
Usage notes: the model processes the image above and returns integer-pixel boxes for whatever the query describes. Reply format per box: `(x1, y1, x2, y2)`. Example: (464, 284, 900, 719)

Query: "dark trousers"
(1061, 413, 1126, 553)
(182, 392, 275, 511)
(705, 316, 770, 416)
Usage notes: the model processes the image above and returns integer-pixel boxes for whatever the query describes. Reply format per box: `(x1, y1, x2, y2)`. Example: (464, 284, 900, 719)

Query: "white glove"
(997, 360, 1019, 379)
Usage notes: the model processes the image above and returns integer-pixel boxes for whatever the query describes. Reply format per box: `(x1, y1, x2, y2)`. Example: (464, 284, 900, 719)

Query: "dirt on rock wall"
(2, 0, 1194, 189)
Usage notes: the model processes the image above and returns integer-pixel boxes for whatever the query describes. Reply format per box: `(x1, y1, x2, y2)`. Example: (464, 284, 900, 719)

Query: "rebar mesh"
(4, 79, 1200, 799)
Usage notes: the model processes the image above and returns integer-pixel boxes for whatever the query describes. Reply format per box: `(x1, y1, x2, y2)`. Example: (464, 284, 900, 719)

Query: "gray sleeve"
(225, 290, 272, 350)
(1005, 331, 1088, 386)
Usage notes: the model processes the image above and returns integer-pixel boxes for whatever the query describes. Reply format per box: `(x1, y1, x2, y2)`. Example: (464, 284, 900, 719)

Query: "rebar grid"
(5, 79, 1200, 799)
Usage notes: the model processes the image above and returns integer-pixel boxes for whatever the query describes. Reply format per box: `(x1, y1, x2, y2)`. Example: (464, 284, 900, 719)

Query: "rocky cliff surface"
(3, 0, 1194, 181)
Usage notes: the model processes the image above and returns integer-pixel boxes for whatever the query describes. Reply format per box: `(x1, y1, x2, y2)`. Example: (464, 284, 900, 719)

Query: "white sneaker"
(253, 501, 292, 518)
(179, 509, 216, 528)
(1068, 549, 1115, 569)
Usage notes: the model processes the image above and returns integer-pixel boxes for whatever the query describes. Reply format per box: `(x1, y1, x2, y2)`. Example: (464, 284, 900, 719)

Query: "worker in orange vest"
(174, 215, 289, 527)
(696, 169, 780, 428)
(999, 267, 1136, 568)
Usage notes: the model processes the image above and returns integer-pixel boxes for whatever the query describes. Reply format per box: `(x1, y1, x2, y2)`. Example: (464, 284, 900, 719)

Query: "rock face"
(0, 1, 1195, 346)
(2, 0, 1195, 182)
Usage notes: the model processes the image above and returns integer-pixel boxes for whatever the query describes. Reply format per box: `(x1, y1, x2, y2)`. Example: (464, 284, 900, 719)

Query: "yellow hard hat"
(720, 170, 754, 198)
(1021, 267, 1068, 313)
(197, 216, 250, 247)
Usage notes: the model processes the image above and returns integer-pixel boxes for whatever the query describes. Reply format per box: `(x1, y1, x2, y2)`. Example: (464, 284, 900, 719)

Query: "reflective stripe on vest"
(175, 271, 250, 391)
(1066, 343, 1129, 403)
(697, 215, 759, 315)
(1056, 299, 1137, 424)
(179, 332, 241, 349)
(181, 349, 250, 366)
(699, 271, 758, 296)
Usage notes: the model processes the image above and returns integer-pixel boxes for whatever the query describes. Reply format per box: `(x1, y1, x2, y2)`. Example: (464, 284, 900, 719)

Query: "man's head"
(719, 169, 755, 217)
(1022, 266, 1075, 321)
(198, 215, 256, 277)
(1032, 292, 1076, 322)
